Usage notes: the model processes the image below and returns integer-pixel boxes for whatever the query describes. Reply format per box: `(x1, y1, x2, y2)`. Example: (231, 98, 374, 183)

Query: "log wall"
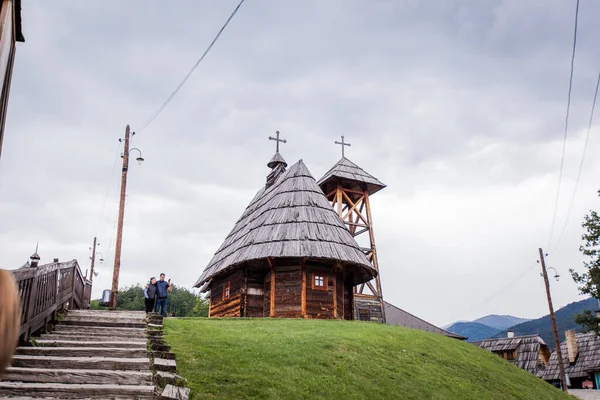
(245, 269, 265, 317)
(210, 271, 243, 318)
(273, 265, 302, 318)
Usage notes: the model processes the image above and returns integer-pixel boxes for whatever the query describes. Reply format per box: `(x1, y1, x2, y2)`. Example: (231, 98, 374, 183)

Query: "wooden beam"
(301, 258, 306, 318)
(268, 258, 275, 318)
(325, 189, 337, 199)
(333, 273, 337, 319)
(336, 185, 342, 216)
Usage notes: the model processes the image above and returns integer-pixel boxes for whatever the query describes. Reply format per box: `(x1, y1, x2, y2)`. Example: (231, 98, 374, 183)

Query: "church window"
(223, 281, 231, 300)
(312, 274, 327, 290)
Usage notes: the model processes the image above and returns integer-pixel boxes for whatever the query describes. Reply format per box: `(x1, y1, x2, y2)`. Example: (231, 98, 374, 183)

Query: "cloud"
(1, 0, 600, 327)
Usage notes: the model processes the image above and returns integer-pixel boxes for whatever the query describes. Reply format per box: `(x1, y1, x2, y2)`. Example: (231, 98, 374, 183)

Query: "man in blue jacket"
(155, 273, 172, 317)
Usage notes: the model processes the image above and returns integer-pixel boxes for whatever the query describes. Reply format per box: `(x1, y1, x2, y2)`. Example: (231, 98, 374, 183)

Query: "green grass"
(164, 318, 572, 400)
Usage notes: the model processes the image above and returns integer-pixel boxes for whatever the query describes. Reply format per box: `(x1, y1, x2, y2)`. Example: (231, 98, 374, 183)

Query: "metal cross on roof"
(268, 130, 287, 153)
(335, 135, 351, 157)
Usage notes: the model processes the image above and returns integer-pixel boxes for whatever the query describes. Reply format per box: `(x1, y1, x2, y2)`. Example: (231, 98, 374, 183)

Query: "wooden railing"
(12, 259, 91, 341)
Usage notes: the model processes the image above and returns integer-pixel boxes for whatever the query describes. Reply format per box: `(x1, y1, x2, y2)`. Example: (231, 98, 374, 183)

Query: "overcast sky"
(1, 0, 599, 327)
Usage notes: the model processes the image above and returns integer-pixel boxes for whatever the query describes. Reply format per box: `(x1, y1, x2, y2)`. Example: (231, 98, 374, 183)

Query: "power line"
(552, 71, 600, 252)
(547, 0, 580, 249)
(95, 142, 121, 237)
(137, 0, 247, 133)
(445, 262, 537, 323)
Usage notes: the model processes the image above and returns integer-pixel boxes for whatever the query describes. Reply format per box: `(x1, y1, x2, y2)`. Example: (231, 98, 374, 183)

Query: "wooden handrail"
(11, 259, 91, 341)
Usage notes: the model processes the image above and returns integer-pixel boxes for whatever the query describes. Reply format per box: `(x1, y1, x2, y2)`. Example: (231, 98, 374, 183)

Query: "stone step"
(0, 382, 155, 399)
(40, 334, 146, 342)
(34, 339, 147, 348)
(68, 310, 146, 317)
(16, 347, 147, 358)
(10, 355, 150, 371)
(52, 325, 146, 337)
(2, 367, 153, 385)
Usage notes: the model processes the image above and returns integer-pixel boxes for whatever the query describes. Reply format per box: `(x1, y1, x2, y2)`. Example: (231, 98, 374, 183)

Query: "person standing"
(144, 277, 157, 314)
(155, 273, 172, 317)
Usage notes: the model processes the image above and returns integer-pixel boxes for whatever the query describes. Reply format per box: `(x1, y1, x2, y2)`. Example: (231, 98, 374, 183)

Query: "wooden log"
(161, 384, 190, 400)
(10, 355, 150, 371)
(0, 382, 155, 399)
(2, 367, 152, 385)
(156, 371, 187, 387)
(153, 357, 177, 372)
(16, 346, 148, 358)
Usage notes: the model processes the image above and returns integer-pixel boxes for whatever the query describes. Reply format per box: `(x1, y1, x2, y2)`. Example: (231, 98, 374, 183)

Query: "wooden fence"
(12, 259, 91, 341)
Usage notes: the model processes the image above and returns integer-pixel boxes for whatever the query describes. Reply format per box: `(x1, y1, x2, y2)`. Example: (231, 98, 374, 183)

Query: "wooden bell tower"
(317, 136, 387, 323)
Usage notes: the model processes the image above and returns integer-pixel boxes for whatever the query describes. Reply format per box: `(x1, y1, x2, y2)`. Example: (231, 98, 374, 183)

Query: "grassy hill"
(494, 297, 598, 348)
(164, 318, 571, 400)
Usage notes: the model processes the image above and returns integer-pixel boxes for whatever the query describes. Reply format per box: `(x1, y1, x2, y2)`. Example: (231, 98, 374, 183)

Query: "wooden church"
(194, 138, 377, 319)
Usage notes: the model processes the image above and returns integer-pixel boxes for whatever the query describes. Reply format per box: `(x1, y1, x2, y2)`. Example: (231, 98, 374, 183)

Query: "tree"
(90, 283, 209, 317)
(570, 191, 600, 334)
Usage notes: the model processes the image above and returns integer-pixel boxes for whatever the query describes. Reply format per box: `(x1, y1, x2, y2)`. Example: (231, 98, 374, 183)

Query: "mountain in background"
(444, 321, 501, 342)
(493, 297, 598, 349)
(472, 314, 530, 330)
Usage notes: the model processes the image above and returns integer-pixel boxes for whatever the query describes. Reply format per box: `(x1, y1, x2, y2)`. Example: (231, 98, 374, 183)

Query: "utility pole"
(110, 125, 131, 310)
(539, 248, 568, 393)
(89, 236, 97, 284)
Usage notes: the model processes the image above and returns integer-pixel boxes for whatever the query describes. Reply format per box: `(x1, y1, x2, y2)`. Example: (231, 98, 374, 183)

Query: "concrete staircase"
(0, 310, 156, 399)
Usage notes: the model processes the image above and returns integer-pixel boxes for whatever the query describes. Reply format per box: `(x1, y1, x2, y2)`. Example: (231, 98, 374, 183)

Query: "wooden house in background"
(543, 330, 600, 389)
(473, 333, 551, 377)
(194, 152, 377, 319)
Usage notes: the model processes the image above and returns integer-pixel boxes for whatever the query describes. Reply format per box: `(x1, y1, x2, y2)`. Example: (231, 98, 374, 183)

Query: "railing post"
(70, 265, 76, 310)
(25, 274, 39, 340)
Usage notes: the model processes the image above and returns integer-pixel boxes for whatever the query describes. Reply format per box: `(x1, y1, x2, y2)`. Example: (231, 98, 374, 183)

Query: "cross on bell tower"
(268, 130, 287, 153)
(317, 139, 387, 323)
(335, 135, 351, 157)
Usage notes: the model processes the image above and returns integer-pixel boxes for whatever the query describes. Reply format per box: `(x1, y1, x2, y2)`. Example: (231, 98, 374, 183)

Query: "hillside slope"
(445, 321, 500, 342)
(473, 315, 530, 330)
(164, 319, 570, 400)
(494, 297, 598, 348)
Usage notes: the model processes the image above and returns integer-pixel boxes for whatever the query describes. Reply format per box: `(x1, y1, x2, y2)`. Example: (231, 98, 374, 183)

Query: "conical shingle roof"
(194, 160, 376, 288)
(317, 157, 386, 196)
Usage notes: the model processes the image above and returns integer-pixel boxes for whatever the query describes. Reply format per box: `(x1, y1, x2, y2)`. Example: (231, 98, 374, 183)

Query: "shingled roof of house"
(543, 332, 600, 381)
(194, 159, 376, 288)
(477, 335, 550, 376)
(384, 302, 466, 340)
(317, 157, 386, 195)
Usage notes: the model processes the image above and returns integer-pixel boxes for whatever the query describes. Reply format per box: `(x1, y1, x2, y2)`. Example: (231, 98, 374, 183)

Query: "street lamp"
(110, 125, 145, 310)
(92, 252, 105, 263)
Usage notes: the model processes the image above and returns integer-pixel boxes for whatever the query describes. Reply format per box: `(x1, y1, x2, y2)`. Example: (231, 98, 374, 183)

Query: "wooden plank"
(16, 346, 147, 358)
(161, 384, 190, 400)
(0, 382, 155, 399)
(59, 319, 146, 328)
(2, 367, 152, 385)
(40, 334, 145, 342)
(10, 355, 150, 371)
(35, 339, 147, 348)
(52, 326, 146, 337)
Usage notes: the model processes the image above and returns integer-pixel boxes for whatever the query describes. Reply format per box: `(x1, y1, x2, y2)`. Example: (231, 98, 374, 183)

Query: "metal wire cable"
(547, 0, 580, 249)
(136, 0, 247, 133)
(552, 71, 600, 253)
(445, 262, 537, 323)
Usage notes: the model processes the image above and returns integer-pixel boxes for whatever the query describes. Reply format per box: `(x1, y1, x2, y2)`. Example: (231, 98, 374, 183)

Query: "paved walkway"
(571, 389, 600, 400)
